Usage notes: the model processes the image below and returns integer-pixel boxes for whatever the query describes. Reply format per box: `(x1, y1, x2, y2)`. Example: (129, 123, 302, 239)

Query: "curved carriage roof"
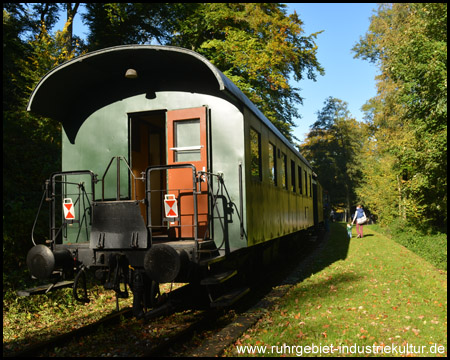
(27, 45, 311, 168)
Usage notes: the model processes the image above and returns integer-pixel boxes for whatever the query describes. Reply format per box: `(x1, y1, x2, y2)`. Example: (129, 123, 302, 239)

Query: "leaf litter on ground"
(226, 223, 447, 357)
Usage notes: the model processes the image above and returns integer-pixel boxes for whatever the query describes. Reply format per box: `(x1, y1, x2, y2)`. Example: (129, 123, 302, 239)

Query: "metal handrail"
(101, 156, 144, 201)
(100, 157, 117, 200)
(48, 170, 97, 248)
(145, 164, 199, 246)
(197, 170, 247, 256)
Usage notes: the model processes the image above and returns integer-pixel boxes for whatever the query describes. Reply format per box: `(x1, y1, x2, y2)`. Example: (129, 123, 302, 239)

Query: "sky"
(57, 3, 379, 143)
(285, 3, 379, 142)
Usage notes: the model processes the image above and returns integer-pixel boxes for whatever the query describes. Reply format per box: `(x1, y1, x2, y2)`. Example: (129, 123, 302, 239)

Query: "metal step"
(200, 270, 237, 286)
(198, 251, 227, 266)
(210, 287, 250, 308)
(17, 280, 74, 297)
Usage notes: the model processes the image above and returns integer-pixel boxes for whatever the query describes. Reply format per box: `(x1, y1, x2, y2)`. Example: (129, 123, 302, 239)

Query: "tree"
(353, 3, 447, 229)
(83, 3, 324, 142)
(300, 97, 364, 216)
(169, 3, 324, 142)
(3, 3, 84, 269)
(83, 3, 177, 50)
(63, 3, 81, 52)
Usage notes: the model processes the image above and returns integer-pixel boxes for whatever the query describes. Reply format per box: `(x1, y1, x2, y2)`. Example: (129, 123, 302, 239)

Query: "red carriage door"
(167, 107, 208, 239)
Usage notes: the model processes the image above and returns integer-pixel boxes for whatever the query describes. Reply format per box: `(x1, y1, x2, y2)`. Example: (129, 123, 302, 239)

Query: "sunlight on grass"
(227, 224, 447, 357)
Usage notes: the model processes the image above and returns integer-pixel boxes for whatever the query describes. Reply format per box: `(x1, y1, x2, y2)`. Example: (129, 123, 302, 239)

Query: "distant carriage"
(26, 45, 323, 316)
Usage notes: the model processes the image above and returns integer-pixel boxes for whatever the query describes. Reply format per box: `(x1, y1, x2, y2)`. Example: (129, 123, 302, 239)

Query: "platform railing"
(100, 156, 144, 201)
(145, 164, 199, 245)
(44, 170, 97, 248)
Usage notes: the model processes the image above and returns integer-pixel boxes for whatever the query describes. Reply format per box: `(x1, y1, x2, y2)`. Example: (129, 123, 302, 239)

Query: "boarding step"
(210, 287, 250, 308)
(198, 251, 227, 267)
(17, 280, 74, 297)
(201, 270, 237, 286)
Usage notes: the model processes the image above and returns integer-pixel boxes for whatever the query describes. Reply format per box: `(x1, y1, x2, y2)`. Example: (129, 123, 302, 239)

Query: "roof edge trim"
(27, 45, 226, 112)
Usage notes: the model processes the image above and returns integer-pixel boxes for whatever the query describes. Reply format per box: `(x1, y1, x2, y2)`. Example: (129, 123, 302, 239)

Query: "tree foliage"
(167, 3, 324, 141)
(82, 3, 176, 49)
(82, 3, 325, 141)
(300, 97, 364, 215)
(353, 3, 447, 230)
(3, 3, 84, 268)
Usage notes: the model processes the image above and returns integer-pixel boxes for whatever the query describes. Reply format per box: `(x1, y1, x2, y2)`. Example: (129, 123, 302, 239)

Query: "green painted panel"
(243, 108, 315, 247)
(208, 99, 246, 251)
(60, 92, 247, 250)
(62, 102, 129, 201)
(61, 102, 131, 244)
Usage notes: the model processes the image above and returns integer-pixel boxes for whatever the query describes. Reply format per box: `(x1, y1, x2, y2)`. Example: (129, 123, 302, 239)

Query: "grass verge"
(371, 221, 447, 271)
(3, 279, 182, 356)
(225, 223, 447, 357)
(3, 285, 133, 355)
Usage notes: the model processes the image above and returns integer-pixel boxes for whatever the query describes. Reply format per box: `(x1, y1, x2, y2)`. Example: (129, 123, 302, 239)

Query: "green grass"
(371, 221, 447, 271)
(3, 285, 133, 355)
(226, 223, 447, 357)
(3, 278, 184, 356)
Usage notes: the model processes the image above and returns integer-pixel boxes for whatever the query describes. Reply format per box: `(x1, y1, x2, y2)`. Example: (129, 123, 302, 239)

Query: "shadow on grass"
(292, 271, 362, 297)
(283, 222, 351, 286)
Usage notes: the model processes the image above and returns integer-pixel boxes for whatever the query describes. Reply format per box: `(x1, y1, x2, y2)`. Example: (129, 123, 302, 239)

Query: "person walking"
(352, 205, 367, 238)
(347, 223, 353, 239)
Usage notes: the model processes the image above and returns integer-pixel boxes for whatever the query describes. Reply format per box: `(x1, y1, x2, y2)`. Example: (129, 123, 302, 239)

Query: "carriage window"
(174, 119, 201, 162)
(304, 169, 308, 196)
(281, 152, 287, 189)
(298, 166, 303, 194)
(291, 160, 296, 192)
(268, 142, 277, 186)
(250, 128, 261, 181)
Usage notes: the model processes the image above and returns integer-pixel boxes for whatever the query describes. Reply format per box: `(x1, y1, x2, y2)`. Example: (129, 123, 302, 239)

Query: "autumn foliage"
(353, 3, 447, 230)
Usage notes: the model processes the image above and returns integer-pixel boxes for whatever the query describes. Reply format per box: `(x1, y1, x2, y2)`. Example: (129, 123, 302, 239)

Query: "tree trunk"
(65, 3, 80, 51)
(397, 175, 406, 221)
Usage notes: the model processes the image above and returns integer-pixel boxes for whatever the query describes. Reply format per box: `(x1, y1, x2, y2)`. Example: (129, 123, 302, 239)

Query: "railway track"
(187, 228, 330, 357)
(7, 284, 195, 357)
(8, 229, 326, 357)
(147, 228, 329, 357)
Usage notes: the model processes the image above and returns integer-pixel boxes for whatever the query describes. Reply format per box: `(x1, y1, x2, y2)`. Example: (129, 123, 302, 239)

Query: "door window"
(173, 119, 201, 162)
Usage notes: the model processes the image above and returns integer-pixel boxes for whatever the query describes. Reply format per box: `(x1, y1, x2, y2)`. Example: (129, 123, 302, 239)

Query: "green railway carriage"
(26, 45, 323, 315)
